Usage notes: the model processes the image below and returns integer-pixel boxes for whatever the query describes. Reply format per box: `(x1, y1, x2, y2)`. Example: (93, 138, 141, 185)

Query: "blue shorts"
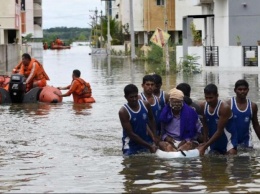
(123, 148, 149, 156)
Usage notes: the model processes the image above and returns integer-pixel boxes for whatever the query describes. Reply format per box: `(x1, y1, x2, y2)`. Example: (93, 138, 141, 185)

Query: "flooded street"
(1, 45, 260, 193)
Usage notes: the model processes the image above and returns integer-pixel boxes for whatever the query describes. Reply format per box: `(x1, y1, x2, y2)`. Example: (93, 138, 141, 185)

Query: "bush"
(177, 54, 201, 74)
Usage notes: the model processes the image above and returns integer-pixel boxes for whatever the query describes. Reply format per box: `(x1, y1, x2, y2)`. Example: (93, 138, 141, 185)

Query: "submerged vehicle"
(0, 74, 62, 104)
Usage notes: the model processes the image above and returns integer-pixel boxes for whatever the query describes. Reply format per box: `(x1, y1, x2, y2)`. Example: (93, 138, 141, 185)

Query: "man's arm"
(118, 106, 156, 152)
(56, 81, 77, 97)
(251, 102, 260, 140)
(198, 101, 208, 143)
(26, 62, 38, 84)
(144, 101, 159, 144)
(200, 102, 231, 154)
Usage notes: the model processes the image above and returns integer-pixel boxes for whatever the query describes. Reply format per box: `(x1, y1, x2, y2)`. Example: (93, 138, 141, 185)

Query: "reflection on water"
(1, 46, 260, 192)
(72, 103, 92, 115)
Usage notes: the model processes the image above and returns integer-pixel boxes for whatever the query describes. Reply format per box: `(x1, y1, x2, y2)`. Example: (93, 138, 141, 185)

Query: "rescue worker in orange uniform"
(54, 69, 95, 103)
(18, 53, 50, 92)
(55, 37, 63, 46)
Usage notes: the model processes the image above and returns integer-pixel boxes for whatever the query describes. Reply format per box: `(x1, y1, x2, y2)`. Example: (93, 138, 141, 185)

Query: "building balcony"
(34, 9, 42, 18)
(34, 0, 42, 5)
(192, 0, 213, 6)
(34, 18, 42, 26)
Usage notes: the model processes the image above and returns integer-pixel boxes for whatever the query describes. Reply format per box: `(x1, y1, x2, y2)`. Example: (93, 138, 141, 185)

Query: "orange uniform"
(55, 38, 62, 46)
(64, 78, 94, 103)
(19, 59, 50, 91)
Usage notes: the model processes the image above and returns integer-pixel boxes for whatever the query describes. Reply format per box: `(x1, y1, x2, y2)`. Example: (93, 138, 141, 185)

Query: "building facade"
(112, 0, 203, 45)
(193, 0, 260, 46)
(21, 0, 43, 41)
(0, 0, 21, 44)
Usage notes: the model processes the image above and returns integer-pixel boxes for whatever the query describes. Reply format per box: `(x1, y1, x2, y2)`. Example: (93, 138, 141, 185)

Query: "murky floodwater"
(1, 45, 260, 193)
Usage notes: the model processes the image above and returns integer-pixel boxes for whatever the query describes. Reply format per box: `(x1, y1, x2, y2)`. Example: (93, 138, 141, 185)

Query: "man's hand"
(53, 91, 61, 97)
(197, 144, 206, 156)
(149, 144, 158, 153)
(152, 135, 161, 145)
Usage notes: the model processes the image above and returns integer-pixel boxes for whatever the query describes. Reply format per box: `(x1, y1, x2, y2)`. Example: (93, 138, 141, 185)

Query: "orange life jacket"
(74, 78, 92, 97)
(19, 58, 50, 83)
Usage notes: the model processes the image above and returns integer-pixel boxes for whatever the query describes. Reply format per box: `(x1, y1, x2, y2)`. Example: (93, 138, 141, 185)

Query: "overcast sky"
(42, 0, 105, 29)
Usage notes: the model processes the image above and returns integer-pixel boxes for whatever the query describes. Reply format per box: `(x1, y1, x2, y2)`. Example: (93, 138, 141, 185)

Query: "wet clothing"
(204, 100, 237, 154)
(19, 59, 49, 91)
(64, 77, 94, 103)
(122, 100, 153, 155)
(158, 90, 167, 110)
(231, 97, 253, 147)
(140, 92, 161, 135)
(160, 103, 202, 141)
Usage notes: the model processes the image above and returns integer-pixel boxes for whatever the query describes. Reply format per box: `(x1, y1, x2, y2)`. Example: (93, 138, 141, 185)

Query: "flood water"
(1, 44, 260, 193)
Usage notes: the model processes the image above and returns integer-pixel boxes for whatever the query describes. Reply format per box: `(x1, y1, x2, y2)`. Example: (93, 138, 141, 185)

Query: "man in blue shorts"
(227, 79, 260, 148)
(119, 84, 158, 156)
(198, 83, 237, 155)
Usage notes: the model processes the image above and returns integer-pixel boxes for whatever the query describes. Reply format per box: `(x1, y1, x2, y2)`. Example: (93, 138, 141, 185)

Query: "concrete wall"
(229, 0, 260, 46)
(0, 44, 21, 74)
(120, 0, 144, 31)
(0, 0, 17, 29)
(24, 0, 34, 36)
(219, 46, 243, 68)
(26, 42, 43, 63)
(175, 0, 203, 31)
(214, 0, 229, 46)
(176, 45, 260, 71)
(0, 44, 39, 75)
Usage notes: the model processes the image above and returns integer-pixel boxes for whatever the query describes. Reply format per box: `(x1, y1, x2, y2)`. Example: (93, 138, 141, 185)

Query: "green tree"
(101, 17, 124, 45)
(77, 32, 87, 41)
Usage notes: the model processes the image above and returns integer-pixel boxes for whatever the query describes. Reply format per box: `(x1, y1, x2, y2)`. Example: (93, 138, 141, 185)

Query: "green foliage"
(236, 35, 240, 43)
(147, 43, 163, 63)
(177, 54, 201, 74)
(101, 18, 124, 45)
(22, 33, 33, 43)
(190, 21, 201, 42)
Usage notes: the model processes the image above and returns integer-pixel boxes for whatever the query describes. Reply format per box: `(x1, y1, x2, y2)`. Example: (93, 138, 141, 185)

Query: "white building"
(21, 0, 43, 41)
(21, 0, 43, 60)
(0, 0, 21, 44)
(178, 0, 260, 70)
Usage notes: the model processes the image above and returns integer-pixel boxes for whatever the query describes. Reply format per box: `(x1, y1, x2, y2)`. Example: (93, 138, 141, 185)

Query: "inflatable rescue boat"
(0, 74, 62, 104)
(156, 148, 209, 159)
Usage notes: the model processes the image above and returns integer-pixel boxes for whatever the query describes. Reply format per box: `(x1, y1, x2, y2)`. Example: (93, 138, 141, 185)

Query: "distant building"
(192, 0, 260, 46)
(0, 0, 43, 69)
(0, 0, 21, 44)
(111, 0, 203, 45)
(20, 0, 43, 60)
(21, 0, 43, 42)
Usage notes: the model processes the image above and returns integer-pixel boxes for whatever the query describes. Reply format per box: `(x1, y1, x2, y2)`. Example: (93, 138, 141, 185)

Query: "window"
(157, 0, 164, 6)
(21, 0, 25, 10)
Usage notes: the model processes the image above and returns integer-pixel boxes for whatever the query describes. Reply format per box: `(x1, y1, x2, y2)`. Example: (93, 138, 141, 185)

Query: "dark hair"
(176, 83, 191, 97)
(142, 75, 154, 84)
(204, 83, 218, 95)
(152, 74, 162, 85)
(235, 79, 249, 89)
(73, 69, 81, 77)
(22, 53, 31, 60)
(124, 84, 138, 96)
